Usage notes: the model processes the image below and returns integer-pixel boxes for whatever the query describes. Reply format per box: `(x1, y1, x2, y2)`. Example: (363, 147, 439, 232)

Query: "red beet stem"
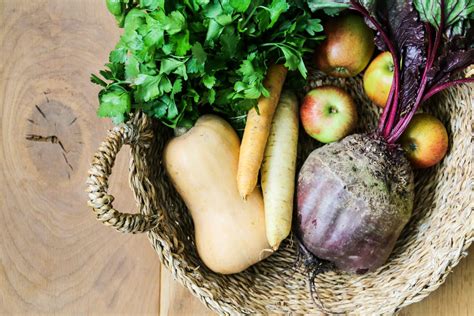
(378, 77, 396, 133)
(388, 1, 445, 143)
(349, 1, 401, 138)
(382, 69, 400, 138)
(422, 78, 474, 102)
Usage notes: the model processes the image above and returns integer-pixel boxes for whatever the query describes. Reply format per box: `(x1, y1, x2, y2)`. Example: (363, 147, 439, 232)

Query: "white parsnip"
(261, 91, 299, 250)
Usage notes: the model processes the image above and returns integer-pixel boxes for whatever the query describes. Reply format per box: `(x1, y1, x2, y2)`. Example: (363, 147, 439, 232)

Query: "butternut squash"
(163, 115, 270, 274)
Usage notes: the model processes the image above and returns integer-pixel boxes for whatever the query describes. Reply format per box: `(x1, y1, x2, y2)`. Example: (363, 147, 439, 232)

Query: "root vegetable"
(297, 133, 414, 273)
(297, 0, 473, 276)
(237, 64, 288, 198)
(261, 91, 299, 250)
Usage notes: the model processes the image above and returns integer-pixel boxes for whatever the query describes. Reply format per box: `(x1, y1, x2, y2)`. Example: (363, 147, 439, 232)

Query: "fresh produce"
(106, 0, 123, 16)
(313, 13, 375, 77)
(296, 0, 473, 274)
(399, 113, 449, 168)
(261, 91, 299, 250)
(363, 51, 394, 107)
(164, 115, 270, 274)
(237, 65, 288, 198)
(300, 86, 357, 143)
(297, 134, 414, 273)
(92, 0, 324, 127)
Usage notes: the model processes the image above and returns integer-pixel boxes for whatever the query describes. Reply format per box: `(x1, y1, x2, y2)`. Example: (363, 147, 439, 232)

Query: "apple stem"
(349, 0, 401, 139)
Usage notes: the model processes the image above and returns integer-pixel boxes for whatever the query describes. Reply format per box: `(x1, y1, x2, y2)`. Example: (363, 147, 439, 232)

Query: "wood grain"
(0, 0, 472, 315)
(0, 0, 160, 314)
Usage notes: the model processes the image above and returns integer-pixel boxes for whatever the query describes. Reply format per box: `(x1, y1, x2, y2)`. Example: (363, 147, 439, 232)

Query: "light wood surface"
(0, 1, 472, 315)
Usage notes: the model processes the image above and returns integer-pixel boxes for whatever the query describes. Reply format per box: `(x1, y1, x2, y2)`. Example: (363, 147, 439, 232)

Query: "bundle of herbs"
(92, 0, 324, 128)
(297, 0, 473, 279)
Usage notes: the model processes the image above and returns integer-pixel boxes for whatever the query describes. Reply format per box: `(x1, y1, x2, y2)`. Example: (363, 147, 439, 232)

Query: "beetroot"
(296, 133, 413, 273)
(297, 0, 473, 276)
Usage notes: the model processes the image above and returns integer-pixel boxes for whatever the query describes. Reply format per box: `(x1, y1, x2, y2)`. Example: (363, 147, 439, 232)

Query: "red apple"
(399, 113, 449, 168)
(314, 14, 375, 78)
(300, 86, 358, 143)
(363, 52, 394, 107)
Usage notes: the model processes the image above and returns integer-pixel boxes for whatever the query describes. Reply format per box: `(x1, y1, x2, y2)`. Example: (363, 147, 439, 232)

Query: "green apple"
(314, 14, 375, 78)
(363, 52, 394, 107)
(300, 86, 358, 143)
(399, 113, 449, 168)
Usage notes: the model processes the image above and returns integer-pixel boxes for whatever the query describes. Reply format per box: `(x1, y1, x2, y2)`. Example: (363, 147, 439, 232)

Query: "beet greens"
(350, 0, 473, 142)
(296, 1, 473, 308)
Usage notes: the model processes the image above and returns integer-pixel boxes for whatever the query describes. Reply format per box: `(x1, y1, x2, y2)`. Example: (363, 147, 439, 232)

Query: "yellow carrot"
(261, 91, 299, 250)
(237, 64, 288, 198)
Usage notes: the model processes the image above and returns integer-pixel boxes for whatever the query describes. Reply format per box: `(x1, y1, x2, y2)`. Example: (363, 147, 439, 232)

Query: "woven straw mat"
(87, 73, 473, 315)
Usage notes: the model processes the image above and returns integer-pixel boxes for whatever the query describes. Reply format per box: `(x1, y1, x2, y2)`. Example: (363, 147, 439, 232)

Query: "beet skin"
(296, 133, 414, 274)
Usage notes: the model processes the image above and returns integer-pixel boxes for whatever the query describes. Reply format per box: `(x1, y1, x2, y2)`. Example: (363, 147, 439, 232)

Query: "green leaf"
(162, 43, 175, 55)
(267, 0, 290, 28)
(230, 0, 251, 12)
(174, 64, 188, 80)
(94, 0, 326, 127)
(166, 11, 186, 35)
(297, 58, 308, 79)
(90, 74, 107, 87)
(278, 44, 301, 71)
(153, 102, 168, 118)
(133, 74, 172, 102)
(203, 74, 216, 89)
(139, 0, 163, 10)
(124, 9, 147, 31)
(238, 52, 257, 77)
(187, 57, 204, 74)
(141, 15, 164, 47)
(170, 31, 192, 56)
(195, 0, 210, 6)
(233, 98, 258, 111)
(207, 88, 216, 104)
(98, 87, 131, 122)
(307, 0, 374, 15)
(160, 58, 185, 74)
(205, 19, 225, 45)
(306, 0, 349, 12)
(122, 29, 144, 51)
(110, 47, 127, 63)
(192, 42, 207, 63)
(216, 14, 234, 26)
(414, 0, 474, 29)
(186, 87, 200, 103)
(125, 55, 140, 80)
(306, 19, 323, 36)
(106, 0, 123, 16)
(220, 26, 240, 58)
(203, 2, 224, 18)
(243, 86, 261, 99)
(256, 8, 271, 31)
(172, 78, 183, 95)
(164, 95, 179, 120)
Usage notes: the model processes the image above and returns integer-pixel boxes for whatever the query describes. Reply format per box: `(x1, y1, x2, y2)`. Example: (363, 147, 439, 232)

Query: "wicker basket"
(87, 73, 473, 315)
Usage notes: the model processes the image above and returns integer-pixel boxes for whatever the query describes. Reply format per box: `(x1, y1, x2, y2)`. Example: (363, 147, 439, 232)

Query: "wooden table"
(0, 1, 472, 315)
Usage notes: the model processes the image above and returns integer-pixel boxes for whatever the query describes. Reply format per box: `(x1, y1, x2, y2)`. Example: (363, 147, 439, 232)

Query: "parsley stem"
(240, 5, 258, 31)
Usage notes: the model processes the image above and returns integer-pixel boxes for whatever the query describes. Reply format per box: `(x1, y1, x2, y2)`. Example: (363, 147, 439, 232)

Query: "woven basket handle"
(87, 125, 158, 234)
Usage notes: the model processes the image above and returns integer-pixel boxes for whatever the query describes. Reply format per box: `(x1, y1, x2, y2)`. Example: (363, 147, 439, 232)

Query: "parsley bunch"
(92, 0, 324, 127)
